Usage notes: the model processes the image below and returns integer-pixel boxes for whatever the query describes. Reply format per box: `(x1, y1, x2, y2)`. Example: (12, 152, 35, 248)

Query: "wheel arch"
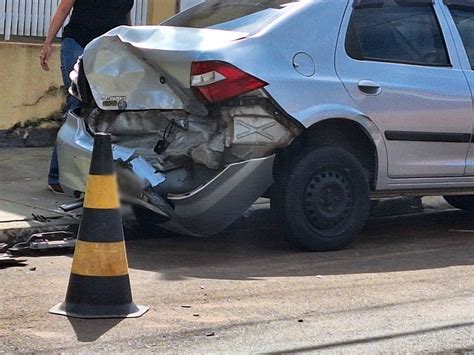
(276, 115, 387, 190)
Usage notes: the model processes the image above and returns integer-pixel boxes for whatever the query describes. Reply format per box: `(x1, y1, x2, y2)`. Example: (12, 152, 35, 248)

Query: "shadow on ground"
(123, 208, 474, 281)
(68, 318, 124, 342)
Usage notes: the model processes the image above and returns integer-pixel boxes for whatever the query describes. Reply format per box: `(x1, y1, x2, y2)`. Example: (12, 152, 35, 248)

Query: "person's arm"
(126, 12, 132, 26)
(40, 0, 76, 71)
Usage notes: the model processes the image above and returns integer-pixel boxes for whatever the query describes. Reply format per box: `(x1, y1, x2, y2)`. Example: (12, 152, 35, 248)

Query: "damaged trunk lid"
(82, 26, 247, 115)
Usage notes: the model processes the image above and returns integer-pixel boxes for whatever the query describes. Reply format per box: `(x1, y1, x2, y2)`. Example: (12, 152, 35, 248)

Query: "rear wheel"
(272, 146, 370, 251)
(443, 195, 474, 212)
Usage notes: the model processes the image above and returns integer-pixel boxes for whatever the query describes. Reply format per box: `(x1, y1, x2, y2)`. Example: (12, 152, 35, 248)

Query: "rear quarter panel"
(199, 1, 353, 124)
(199, 0, 387, 189)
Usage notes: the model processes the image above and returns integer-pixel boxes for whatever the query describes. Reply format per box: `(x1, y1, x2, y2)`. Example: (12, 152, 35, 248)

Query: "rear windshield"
(162, 0, 297, 34)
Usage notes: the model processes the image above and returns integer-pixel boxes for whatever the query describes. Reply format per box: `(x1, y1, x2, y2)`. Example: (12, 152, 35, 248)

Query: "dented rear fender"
(80, 25, 248, 115)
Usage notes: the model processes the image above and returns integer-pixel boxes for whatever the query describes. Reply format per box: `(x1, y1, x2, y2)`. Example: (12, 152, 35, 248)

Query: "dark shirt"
(63, 0, 134, 48)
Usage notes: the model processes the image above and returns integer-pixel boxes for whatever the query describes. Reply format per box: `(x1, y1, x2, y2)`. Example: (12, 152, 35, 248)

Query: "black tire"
(272, 146, 370, 251)
(443, 195, 474, 212)
(132, 206, 175, 238)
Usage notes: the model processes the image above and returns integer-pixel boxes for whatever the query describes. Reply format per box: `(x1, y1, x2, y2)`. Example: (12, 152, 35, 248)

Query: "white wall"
(1, 0, 148, 40)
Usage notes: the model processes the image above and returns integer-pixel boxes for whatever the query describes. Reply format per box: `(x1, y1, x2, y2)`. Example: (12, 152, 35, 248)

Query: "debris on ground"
(32, 213, 48, 223)
(8, 231, 76, 256)
(181, 305, 192, 309)
(0, 243, 8, 253)
(206, 332, 216, 337)
(0, 253, 27, 268)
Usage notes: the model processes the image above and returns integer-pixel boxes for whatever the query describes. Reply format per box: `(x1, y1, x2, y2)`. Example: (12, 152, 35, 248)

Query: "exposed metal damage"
(82, 94, 300, 197)
(59, 95, 300, 235)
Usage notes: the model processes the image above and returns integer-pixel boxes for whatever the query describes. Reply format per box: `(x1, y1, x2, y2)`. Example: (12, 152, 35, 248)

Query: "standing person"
(40, 0, 134, 193)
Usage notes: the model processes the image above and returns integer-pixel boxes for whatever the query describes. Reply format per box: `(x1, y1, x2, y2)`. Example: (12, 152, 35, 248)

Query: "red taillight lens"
(191, 61, 268, 104)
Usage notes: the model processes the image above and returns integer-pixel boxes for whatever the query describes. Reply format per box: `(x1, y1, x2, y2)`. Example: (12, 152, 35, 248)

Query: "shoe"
(48, 184, 64, 194)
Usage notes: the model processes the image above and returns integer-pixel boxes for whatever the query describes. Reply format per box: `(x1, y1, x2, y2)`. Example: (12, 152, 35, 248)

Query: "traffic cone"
(50, 133, 149, 319)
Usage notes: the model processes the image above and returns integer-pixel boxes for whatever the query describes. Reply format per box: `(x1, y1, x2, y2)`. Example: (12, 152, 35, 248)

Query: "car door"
(336, 0, 473, 178)
(442, 1, 474, 175)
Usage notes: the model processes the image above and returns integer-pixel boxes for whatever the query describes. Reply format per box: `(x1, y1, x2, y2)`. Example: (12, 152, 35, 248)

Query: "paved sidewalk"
(0, 148, 79, 243)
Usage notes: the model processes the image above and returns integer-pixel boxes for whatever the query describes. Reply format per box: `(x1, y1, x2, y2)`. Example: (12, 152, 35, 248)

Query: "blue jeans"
(48, 38, 84, 185)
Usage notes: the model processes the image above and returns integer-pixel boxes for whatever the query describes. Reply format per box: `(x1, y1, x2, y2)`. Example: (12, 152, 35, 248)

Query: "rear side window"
(346, 0, 450, 67)
(162, 0, 296, 34)
(448, 5, 474, 69)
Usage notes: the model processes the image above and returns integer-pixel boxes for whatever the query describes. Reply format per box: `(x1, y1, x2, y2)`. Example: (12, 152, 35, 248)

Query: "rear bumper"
(57, 110, 275, 236)
(56, 111, 94, 193)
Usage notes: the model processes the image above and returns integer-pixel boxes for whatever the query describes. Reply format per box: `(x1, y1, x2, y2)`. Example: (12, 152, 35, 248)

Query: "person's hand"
(40, 42, 52, 71)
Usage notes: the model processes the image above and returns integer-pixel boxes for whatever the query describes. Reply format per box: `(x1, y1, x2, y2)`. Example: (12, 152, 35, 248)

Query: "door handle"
(358, 80, 382, 95)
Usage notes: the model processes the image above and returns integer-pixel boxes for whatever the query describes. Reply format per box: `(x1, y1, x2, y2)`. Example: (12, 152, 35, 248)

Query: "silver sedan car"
(59, 0, 474, 251)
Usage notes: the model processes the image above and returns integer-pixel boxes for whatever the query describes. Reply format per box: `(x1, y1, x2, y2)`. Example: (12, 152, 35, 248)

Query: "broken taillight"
(191, 61, 268, 104)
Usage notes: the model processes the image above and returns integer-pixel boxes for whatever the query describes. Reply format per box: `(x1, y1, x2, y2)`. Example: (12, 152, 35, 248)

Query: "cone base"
(49, 301, 149, 319)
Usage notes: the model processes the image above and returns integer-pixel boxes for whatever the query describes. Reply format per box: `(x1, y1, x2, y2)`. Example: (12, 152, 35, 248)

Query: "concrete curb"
(0, 197, 458, 246)
(231, 197, 457, 232)
(0, 127, 59, 148)
(367, 208, 461, 226)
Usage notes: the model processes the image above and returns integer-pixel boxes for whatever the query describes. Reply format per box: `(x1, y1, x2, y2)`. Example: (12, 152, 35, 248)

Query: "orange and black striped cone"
(49, 133, 149, 319)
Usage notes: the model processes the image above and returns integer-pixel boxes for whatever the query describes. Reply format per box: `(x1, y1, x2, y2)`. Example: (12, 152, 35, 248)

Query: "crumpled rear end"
(60, 24, 302, 236)
(58, 90, 300, 236)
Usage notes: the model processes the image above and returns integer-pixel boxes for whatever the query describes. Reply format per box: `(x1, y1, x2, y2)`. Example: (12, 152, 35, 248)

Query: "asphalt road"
(0, 207, 473, 353)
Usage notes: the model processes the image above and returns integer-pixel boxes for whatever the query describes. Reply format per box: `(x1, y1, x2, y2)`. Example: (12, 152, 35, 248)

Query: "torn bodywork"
(84, 94, 298, 180)
(59, 25, 302, 236)
(59, 95, 300, 236)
